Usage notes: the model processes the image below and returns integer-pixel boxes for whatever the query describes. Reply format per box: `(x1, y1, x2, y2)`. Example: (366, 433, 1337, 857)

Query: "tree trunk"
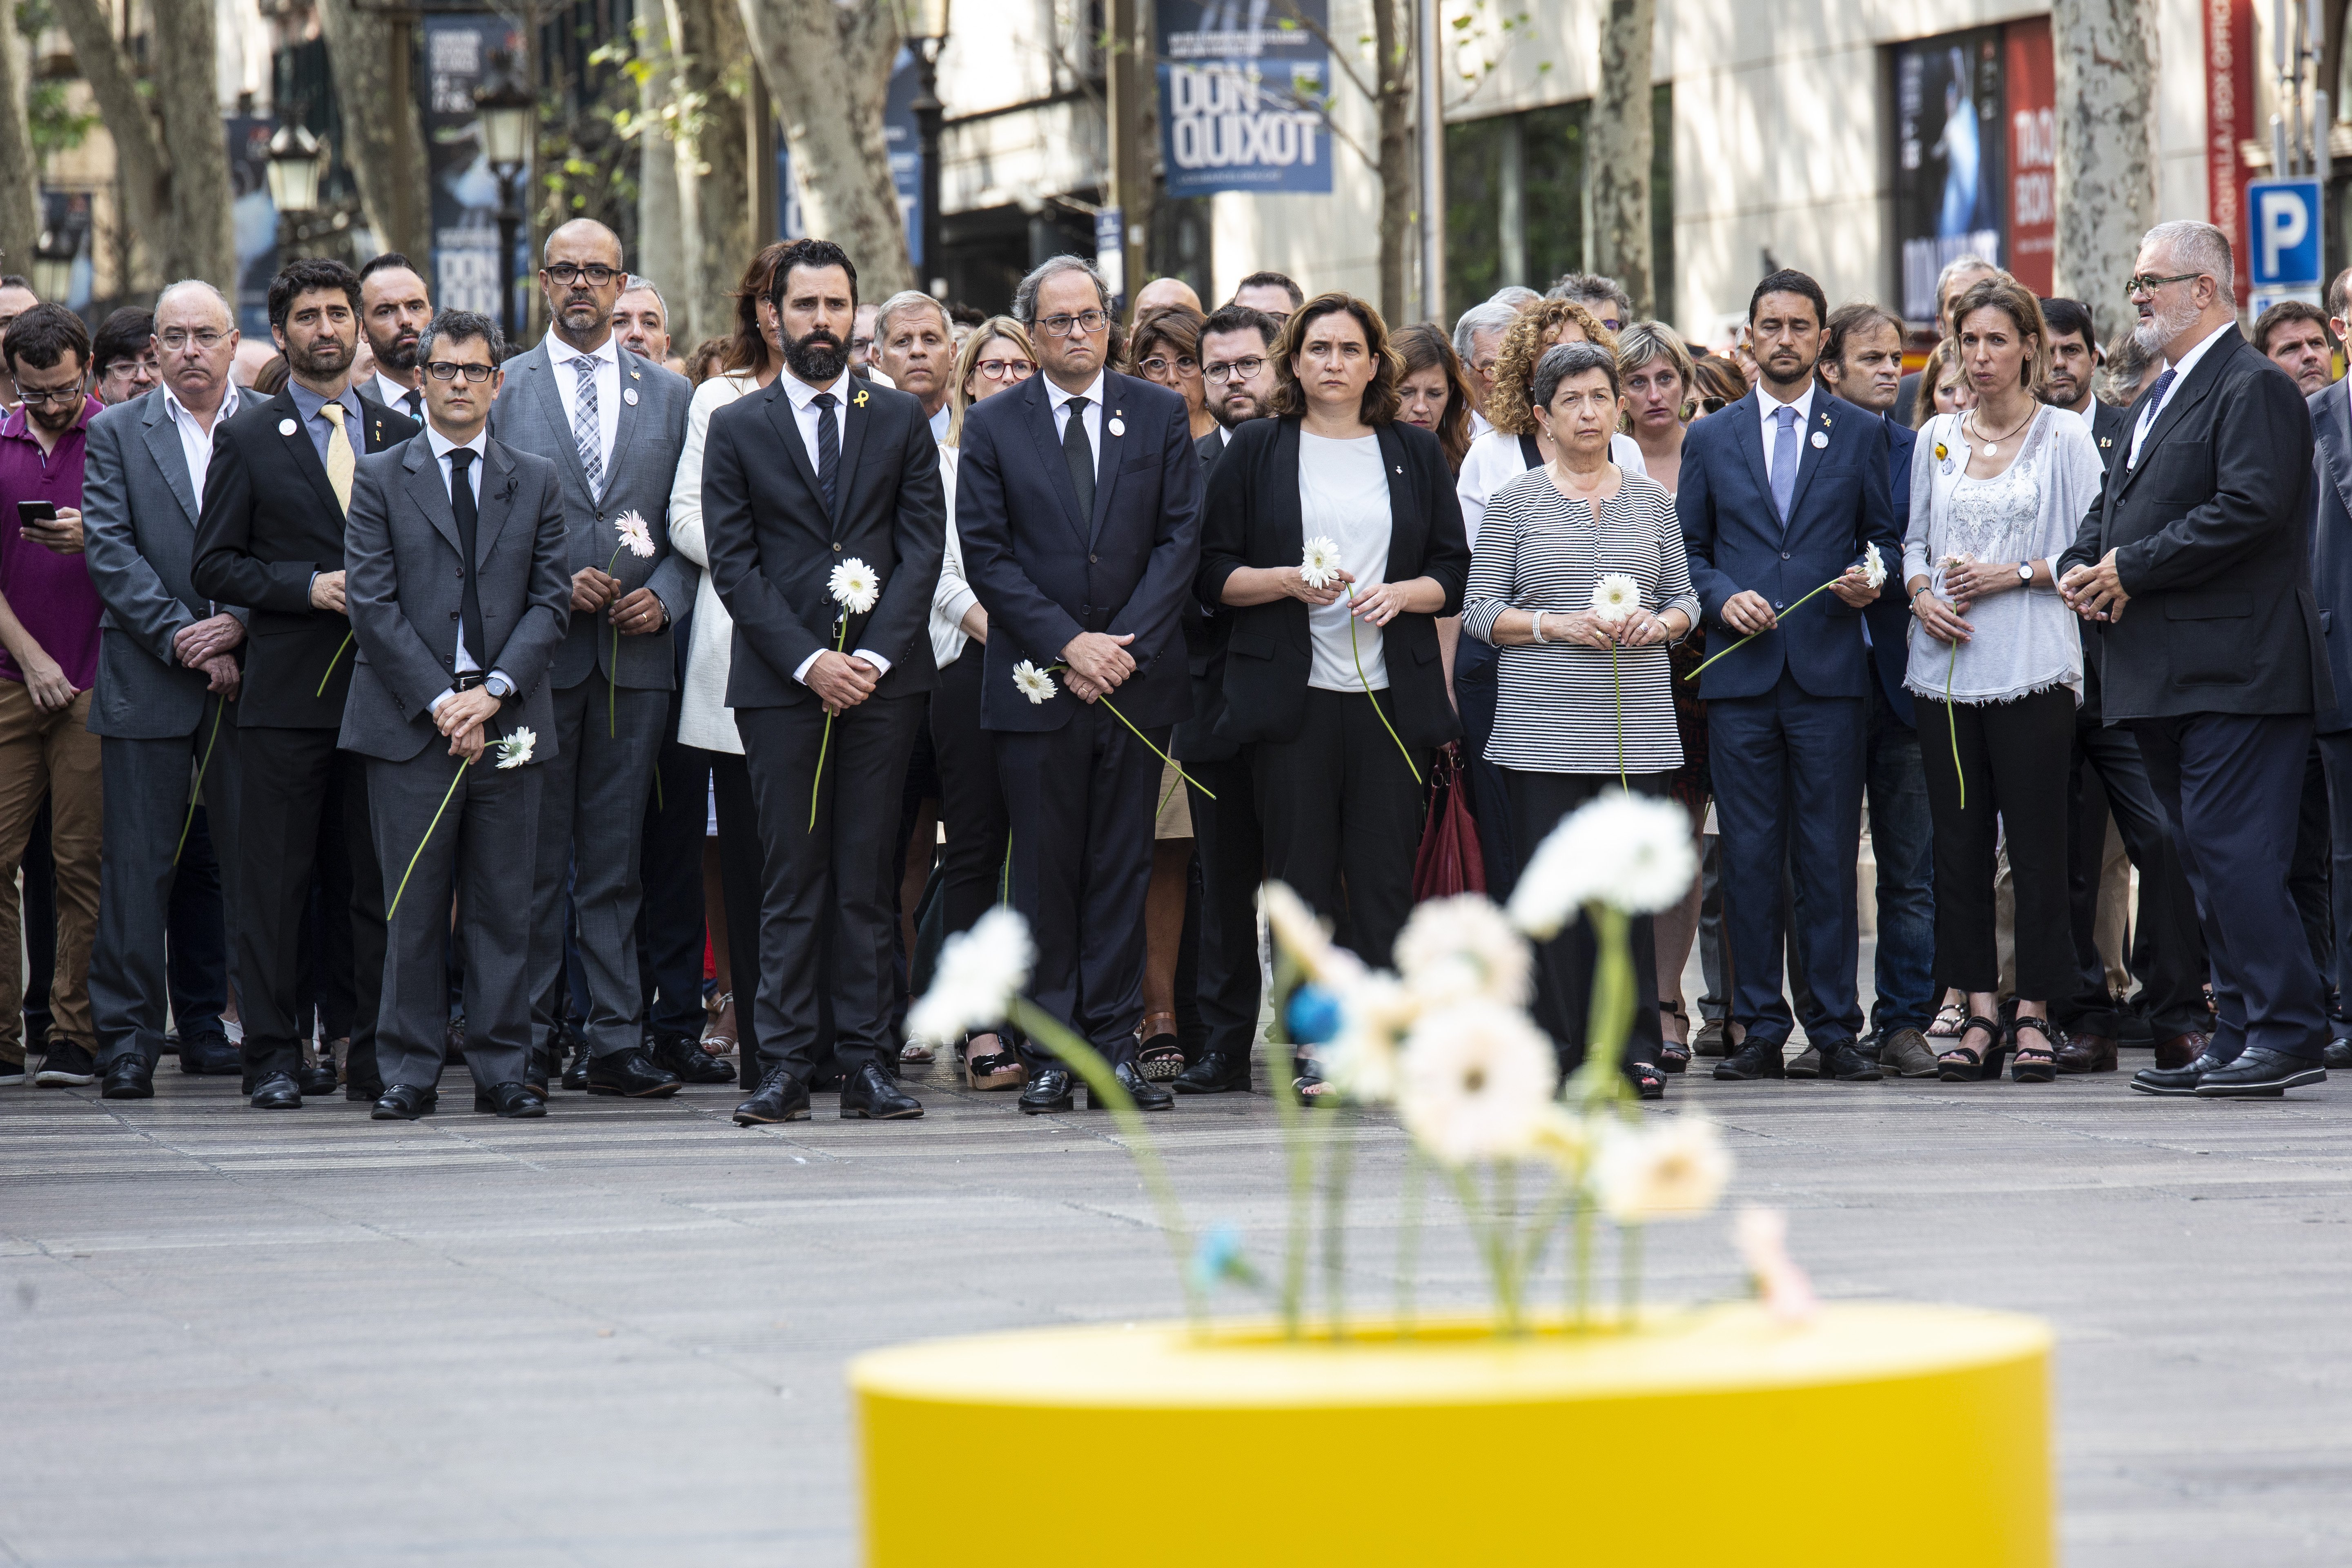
(636, 12, 685, 314)
(736, 0, 911, 296)
(2052, 0, 2159, 345)
(670, 0, 752, 344)
(0, 13, 40, 287)
(316, 0, 432, 263)
(1372, 0, 1411, 323)
(51, 0, 167, 283)
(1589, 0, 1655, 318)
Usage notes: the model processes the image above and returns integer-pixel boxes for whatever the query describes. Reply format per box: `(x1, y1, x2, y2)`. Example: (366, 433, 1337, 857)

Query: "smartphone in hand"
(16, 500, 57, 528)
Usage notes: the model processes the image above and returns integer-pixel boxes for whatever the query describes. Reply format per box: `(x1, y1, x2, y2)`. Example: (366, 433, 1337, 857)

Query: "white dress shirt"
(1045, 370, 1107, 479)
(927, 403, 950, 443)
(777, 368, 893, 684)
(423, 423, 513, 715)
(372, 371, 425, 424)
(1757, 379, 1817, 486)
(928, 447, 973, 669)
(2128, 320, 2228, 468)
(545, 332, 620, 476)
(160, 381, 241, 510)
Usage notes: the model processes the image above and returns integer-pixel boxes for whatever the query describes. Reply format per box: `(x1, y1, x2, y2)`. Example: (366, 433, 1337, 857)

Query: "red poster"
(2005, 18, 2055, 294)
(2207, 0, 2256, 264)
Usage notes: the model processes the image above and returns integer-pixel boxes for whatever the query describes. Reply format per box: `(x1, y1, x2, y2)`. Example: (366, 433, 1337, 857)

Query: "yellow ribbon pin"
(853, 389, 869, 408)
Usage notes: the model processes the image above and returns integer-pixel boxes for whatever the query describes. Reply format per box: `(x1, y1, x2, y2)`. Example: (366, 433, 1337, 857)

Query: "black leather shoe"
(1172, 1050, 1250, 1094)
(474, 1081, 547, 1117)
(249, 1071, 303, 1109)
(372, 1083, 438, 1120)
(2057, 1031, 2120, 1074)
(1821, 1042, 1884, 1082)
(177, 1027, 241, 1076)
(2129, 1051, 2230, 1097)
(585, 1047, 682, 1098)
(1019, 1065, 1076, 1114)
(1101, 1059, 1174, 1111)
(1713, 1041, 1786, 1080)
(840, 1060, 924, 1119)
(733, 1067, 811, 1126)
(100, 1056, 154, 1099)
(2193, 1047, 2328, 1098)
(298, 1057, 339, 1097)
(652, 1031, 737, 1085)
(560, 1028, 591, 1092)
(2325, 1037, 2352, 1070)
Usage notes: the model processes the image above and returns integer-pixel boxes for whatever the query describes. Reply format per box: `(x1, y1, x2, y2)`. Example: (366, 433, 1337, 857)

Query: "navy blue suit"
(2307, 378, 2352, 1038)
(958, 369, 1202, 1064)
(1679, 390, 1900, 1050)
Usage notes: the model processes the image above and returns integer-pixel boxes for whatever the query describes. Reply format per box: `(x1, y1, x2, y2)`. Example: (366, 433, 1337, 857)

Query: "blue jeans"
(1864, 683, 1934, 1037)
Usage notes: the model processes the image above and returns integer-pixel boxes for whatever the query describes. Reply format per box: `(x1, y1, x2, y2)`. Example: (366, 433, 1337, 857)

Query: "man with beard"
(486, 219, 707, 1097)
(873, 290, 954, 443)
(1679, 269, 1897, 1085)
(193, 259, 421, 1108)
(613, 277, 672, 366)
(702, 238, 943, 1125)
(1169, 302, 1277, 1094)
(359, 254, 433, 424)
(2062, 220, 2332, 1098)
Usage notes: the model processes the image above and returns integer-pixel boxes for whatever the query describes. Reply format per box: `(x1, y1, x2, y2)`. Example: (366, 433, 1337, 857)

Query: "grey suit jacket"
(80, 390, 244, 741)
(338, 436, 572, 763)
(486, 339, 692, 692)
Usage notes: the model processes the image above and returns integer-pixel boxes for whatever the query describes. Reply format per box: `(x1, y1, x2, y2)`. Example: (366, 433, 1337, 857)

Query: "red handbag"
(1413, 742, 1487, 900)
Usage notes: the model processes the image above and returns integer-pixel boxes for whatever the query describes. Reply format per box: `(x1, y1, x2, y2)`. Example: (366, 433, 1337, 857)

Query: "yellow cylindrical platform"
(851, 1303, 2051, 1566)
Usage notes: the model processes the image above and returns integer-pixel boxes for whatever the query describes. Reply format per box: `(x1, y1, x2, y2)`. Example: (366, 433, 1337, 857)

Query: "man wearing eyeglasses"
(91, 309, 160, 408)
(2060, 220, 2333, 1099)
(486, 218, 704, 1098)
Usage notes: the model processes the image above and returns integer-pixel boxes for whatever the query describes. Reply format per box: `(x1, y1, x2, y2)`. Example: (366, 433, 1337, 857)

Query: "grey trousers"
(369, 748, 541, 1089)
(527, 677, 666, 1058)
(88, 704, 242, 1069)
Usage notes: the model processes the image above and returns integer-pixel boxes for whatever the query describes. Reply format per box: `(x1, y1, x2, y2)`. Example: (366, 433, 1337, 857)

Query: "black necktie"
(403, 387, 422, 423)
(1062, 394, 1095, 520)
(448, 448, 488, 676)
(813, 391, 839, 515)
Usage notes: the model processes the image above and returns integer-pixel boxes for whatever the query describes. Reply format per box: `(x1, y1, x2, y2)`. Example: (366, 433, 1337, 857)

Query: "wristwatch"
(2016, 562, 2034, 585)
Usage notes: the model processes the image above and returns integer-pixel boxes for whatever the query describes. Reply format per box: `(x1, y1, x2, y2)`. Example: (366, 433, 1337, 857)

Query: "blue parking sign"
(2248, 178, 2324, 288)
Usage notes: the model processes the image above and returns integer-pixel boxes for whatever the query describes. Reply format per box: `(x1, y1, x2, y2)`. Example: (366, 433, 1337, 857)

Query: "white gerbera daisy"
(1011, 659, 1059, 705)
(1394, 894, 1532, 1007)
(1860, 543, 1886, 590)
(906, 906, 1034, 1044)
(828, 556, 881, 615)
(492, 727, 537, 770)
(1396, 1000, 1559, 1167)
(1321, 970, 1417, 1104)
(1594, 1113, 1732, 1224)
(613, 508, 656, 559)
(1508, 791, 1697, 937)
(1300, 535, 1344, 590)
(1528, 1102, 1596, 1175)
(1590, 572, 1642, 626)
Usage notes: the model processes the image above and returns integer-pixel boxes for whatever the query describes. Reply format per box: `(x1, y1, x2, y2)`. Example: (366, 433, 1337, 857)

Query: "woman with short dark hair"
(1126, 304, 1216, 441)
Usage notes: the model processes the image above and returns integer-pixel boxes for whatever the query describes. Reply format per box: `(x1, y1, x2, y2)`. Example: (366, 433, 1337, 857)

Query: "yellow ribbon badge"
(853, 389, 869, 408)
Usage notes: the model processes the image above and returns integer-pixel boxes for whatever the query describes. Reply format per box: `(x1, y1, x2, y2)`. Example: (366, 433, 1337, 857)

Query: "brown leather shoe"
(2154, 1030, 2209, 1070)
(2056, 1031, 2118, 1074)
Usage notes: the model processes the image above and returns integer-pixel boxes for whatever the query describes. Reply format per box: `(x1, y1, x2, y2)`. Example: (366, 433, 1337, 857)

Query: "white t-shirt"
(1299, 431, 1392, 693)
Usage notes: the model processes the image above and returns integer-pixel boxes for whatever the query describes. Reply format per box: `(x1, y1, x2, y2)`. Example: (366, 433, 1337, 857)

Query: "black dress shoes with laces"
(1172, 1049, 1250, 1094)
(652, 1031, 737, 1085)
(1019, 1065, 1076, 1114)
(1713, 1041, 1786, 1080)
(1820, 1042, 1884, 1082)
(1107, 1059, 1175, 1111)
(585, 1047, 682, 1098)
(372, 1083, 439, 1120)
(840, 1061, 924, 1119)
(176, 1027, 241, 1076)
(733, 1067, 811, 1126)
(248, 1071, 303, 1109)
(2193, 1047, 2328, 1098)
(474, 1081, 548, 1117)
(298, 1058, 340, 1098)
(2129, 1051, 2230, 1096)
(2325, 1037, 2352, 1070)
(100, 1056, 154, 1099)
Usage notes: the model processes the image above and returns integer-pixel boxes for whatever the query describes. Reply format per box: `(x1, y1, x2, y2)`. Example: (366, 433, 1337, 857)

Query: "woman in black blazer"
(1198, 292, 1472, 991)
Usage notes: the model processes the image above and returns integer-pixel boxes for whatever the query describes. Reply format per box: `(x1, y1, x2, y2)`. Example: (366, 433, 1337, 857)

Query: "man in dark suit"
(2039, 295, 2211, 1074)
(702, 238, 942, 1126)
(192, 259, 420, 1109)
(1679, 269, 1900, 1084)
(340, 310, 571, 1119)
(959, 255, 1203, 1114)
(2060, 220, 2333, 1098)
(2305, 352, 2352, 1069)
(1170, 302, 1279, 1096)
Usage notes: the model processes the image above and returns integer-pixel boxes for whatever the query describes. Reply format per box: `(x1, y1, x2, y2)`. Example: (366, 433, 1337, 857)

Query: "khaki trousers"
(0, 682, 102, 1054)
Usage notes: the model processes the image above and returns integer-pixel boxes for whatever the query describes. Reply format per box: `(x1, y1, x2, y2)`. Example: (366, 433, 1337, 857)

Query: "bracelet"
(1531, 611, 1547, 644)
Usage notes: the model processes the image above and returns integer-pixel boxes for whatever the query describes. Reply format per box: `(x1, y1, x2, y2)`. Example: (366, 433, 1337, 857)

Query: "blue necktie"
(1771, 405, 1799, 523)
(2129, 367, 2178, 469)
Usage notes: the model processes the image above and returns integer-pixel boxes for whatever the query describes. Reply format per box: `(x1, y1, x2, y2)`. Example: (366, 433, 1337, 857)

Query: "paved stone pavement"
(3, 1052, 2349, 1566)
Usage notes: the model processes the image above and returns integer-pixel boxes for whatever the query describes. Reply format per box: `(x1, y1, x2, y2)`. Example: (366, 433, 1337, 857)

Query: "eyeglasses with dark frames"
(543, 262, 620, 287)
(1036, 310, 1110, 338)
(1204, 356, 1267, 384)
(424, 361, 499, 382)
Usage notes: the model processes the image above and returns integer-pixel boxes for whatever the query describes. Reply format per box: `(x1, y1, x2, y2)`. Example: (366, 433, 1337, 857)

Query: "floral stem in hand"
(1345, 586, 1422, 785)
(1397, 1145, 1423, 1339)
(1947, 639, 1965, 811)
(807, 619, 848, 831)
(1685, 577, 1840, 680)
(316, 629, 354, 698)
(1322, 1101, 1355, 1341)
(1098, 693, 1217, 800)
(173, 698, 224, 866)
(388, 759, 470, 920)
(1610, 640, 1626, 793)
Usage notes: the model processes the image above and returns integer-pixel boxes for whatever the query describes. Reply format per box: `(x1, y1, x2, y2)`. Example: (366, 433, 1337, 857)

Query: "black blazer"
(1196, 416, 1470, 751)
(2306, 379, 2352, 734)
(1172, 425, 1239, 762)
(699, 375, 945, 710)
(2089, 397, 2130, 476)
(2058, 325, 2330, 722)
(191, 387, 421, 729)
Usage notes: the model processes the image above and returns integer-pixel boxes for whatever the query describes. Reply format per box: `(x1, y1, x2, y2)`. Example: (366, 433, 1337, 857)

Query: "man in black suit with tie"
(2304, 320, 2352, 1070)
(2060, 220, 2334, 1098)
(340, 310, 570, 1118)
(701, 238, 943, 1126)
(193, 259, 421, 1109)
(958, 256, 1203, 1114)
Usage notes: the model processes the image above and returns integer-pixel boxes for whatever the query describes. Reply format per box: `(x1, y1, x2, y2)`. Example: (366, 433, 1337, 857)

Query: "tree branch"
(49, 0, 165, 249)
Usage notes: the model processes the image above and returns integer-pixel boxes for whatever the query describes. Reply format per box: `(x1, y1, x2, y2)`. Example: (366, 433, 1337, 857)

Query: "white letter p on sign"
(2261, 188, 2310, 279)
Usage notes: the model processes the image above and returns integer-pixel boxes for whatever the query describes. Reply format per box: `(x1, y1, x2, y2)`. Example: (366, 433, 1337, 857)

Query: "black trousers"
(738, 694, 924, 1082)
(1920, 686, 2074, 1000)
(1251, 688, 1429, 968)
(234, 726, 384, 1085)
(1185, 752, 1262, 1062)
(2316, 731, 2352, 1037)
(707, 751, 769, 1089)
(636, 710, 710, 1042)
(1505, 768, 1667, 1071)
(1453, 635, 1517, 896)
(2290, 739, 2334, 1005)
(929, 645, 1009, 1022)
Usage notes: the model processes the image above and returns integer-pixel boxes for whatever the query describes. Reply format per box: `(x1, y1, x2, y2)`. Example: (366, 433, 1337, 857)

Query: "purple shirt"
(0, 396, 105, 690)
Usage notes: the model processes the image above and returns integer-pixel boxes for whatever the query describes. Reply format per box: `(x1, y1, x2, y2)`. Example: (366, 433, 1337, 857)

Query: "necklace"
(1967, 403, 2035, 456)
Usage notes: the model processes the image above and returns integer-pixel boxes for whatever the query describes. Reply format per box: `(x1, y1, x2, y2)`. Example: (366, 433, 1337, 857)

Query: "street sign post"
(2246, 176, 2325, 316)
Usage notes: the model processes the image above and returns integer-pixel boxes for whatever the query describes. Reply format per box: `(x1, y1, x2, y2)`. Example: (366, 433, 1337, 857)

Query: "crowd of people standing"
(0, 207, 2339, 1120)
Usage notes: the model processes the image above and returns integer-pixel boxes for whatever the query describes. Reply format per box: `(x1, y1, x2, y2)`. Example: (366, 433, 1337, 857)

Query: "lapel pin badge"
(630, 369, 642, 380)
(853, 389, 869, 408)
(1810, 430, 1829, 449)
(278, 417, 298, 436)
(623, 387, 639, 406)
(1108, 416, 1126, 437)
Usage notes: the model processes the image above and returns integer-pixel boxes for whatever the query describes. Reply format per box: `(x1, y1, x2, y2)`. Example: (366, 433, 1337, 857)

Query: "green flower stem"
(1265, 953, 1311, 1339)
(1610, 640, 1626, 793)
(1042, 663, 1218, 800)
(1569, 904, 1637, 1111)
(1345, 586, 1422, 786)
(172, 699, 225, 866)
(315, 628, 354, 698)
(1006, 996, 1203, 1332)
(1396, 1145, 1423, 1339)
(1570, 1191, 1594, 1330)
(1448, 1163, 1522, 1335)
(1619, 1223, 1645, 1328)
(1684, 577, 1839, 681)
(1947, 639, 1965, 811)
(388, 758, 470, 920)
(1322, 1101, 1355, 1341)
(806, 619, 849, 831)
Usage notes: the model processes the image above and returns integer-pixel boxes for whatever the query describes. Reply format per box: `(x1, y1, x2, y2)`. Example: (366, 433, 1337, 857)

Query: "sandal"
(1657, 1040, 1690, 1075)
(1927, 997, 1967, 1041)
(1137, 1011, 1185, 1082)
(899, 1040, 936, 1065)
(1293, 1051, 1338, 1104)
(1628, 1059, 1667, 1101)
(1936, 1015, 2007, 1081)
(700, 992, 737, 1056)
(2009, 1016, 2059, 1083)
(964, 1032, 1027, 1091)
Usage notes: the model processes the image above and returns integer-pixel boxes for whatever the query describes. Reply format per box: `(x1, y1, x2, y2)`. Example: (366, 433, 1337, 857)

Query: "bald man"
(1132, 276, 1203, 318)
